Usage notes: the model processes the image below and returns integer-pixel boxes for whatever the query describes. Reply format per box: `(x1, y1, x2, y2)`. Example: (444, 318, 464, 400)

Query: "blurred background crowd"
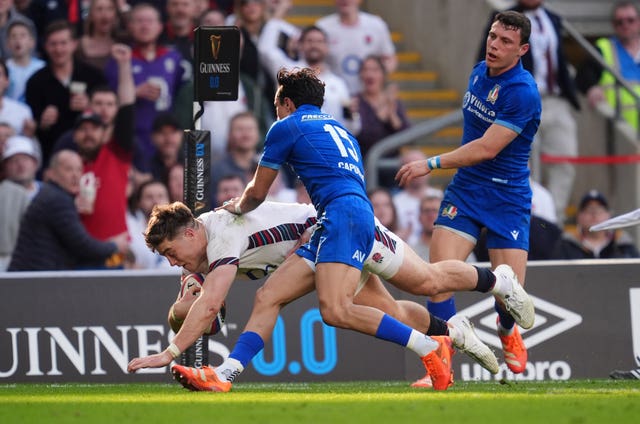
(1, 0, 639, 272)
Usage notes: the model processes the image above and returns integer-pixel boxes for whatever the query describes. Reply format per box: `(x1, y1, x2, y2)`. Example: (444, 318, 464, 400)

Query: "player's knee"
(318, 301, 350, 328)
(253, 285, 285, 310)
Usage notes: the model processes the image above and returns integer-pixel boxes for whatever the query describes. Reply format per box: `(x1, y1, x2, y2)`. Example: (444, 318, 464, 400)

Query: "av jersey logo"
(352, 250, 366, 263)
(457, 295, 582, 349)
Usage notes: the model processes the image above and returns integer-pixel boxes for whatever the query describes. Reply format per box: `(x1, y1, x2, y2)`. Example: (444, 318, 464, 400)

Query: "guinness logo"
(210, 34, 222, 60)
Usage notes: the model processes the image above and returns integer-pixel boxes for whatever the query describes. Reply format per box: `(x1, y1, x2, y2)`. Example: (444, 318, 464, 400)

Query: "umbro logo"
(457, 296, 582, 349)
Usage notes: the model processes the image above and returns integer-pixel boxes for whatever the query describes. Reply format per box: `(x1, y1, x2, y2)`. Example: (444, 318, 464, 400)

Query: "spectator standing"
(26, 0, 87, 54)
(148, 112, 183, 184)
(74, 43, 135, 268)
(259, 21, 358, 132)
(210, 111, 260, 207)
(198, 6, 225, 26)
(4, 21, 45, 103)
(52, 84, 121, 158)
(126, 179, 171, 269)
(0, 177, 29, 270)
(232, 0, 278, 113)
(2, 134, 41, 199)
(0, 131, 31, 270)
(76, 0, 127, 71)
(8, 149, 128, 271)
(0, 59, 35, 137)
(0, 0, 36, 59)
(551, 190, 640, 259)
(25, 20, 107, 170)
(575, 1, 640, 130)
(104, 3, 188, 172)
(479, 0, 580, 224)
(316, 0, 396, 95)
(215, 173, 246, 207)
(355, 55, 410, 168)
(367, 186, 410, 242)
(160, 0, 198, 63)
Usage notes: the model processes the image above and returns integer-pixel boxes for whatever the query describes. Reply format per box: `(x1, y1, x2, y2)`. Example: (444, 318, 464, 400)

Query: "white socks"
(407, 330, 440, 357)
(214, 357, 244, 382)
(490, 272, 511, 297)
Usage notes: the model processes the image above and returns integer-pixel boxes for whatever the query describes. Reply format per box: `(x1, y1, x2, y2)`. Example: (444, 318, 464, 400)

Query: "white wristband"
(427, 156, 441, 170)
(167, 342, 181, 359)
(234, 203, 242, 215)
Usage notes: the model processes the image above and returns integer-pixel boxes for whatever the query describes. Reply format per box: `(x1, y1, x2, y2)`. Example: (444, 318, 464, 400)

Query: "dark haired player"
(397, 11, 541, 379)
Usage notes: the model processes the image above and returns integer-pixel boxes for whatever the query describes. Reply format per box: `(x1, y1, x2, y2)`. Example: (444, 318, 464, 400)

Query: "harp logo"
(210, 34, 222, 60)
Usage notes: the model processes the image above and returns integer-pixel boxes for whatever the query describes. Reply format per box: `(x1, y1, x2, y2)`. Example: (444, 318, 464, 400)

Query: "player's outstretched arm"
(395, 124, 517, 187)
(127, 265, 237, 372)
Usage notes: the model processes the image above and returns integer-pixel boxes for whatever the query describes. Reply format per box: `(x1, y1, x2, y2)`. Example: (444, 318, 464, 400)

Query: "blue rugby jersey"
(457, 60, 541, 188)
(259, 104, 369, 212)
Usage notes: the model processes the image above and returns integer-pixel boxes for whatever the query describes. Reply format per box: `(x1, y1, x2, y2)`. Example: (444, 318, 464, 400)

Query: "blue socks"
(229, 331, 265, 368)
(427, 297, 457, 320)
(375, 314, 412, 346)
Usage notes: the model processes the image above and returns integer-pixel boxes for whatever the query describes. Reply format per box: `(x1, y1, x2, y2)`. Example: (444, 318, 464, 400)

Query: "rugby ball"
(179, 273, 226, 336)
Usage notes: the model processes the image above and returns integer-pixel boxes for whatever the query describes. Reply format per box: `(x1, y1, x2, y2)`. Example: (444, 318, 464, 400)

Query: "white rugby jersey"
(316, 11, 395, 95)
(199, 201, 317, 280)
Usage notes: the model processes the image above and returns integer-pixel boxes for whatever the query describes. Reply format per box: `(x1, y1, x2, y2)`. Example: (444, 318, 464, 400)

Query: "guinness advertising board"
(194, 26, 240, 101)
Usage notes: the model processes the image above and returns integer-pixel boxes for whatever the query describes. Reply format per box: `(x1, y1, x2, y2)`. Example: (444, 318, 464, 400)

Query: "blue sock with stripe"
(229, 331, 265, 368)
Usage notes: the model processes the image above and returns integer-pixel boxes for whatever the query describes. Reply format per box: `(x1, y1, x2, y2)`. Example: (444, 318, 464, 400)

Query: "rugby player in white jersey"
(127, 200, 533, 390)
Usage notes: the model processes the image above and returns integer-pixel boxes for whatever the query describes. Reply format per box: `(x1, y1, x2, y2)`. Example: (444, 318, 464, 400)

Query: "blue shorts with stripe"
(297, 195, 374, 270)
(435, 179, 531, 250)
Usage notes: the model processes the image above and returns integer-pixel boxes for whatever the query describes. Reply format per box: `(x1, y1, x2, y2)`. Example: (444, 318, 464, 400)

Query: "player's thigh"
(385, 241, 435, 292)
(488, 248, 528, 284)
(354, 273, 398, 313)
(315, 262, 362, 306)
(430, 226, 477, 262)
(258, 254, 316, 306)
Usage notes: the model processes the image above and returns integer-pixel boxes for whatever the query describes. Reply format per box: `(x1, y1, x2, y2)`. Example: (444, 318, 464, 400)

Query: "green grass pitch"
(1, 380, 639, 424)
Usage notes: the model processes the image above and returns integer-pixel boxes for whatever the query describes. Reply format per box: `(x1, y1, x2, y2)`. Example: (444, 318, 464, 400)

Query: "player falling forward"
(128, 67, 533, 390)
(126, 200, 532, 390)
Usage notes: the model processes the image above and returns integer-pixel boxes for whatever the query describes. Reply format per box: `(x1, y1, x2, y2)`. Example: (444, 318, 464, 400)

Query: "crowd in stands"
(0, 0, 639, 272)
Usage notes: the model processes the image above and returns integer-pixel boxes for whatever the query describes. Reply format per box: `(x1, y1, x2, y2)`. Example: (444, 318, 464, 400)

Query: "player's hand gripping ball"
(179, 273, 226, 336)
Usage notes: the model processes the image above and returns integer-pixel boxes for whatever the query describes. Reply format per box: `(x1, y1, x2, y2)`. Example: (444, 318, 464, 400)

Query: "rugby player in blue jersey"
(397, 11, 541, 383)
(218, 67, 457, 390)
(204, 66, 531, 390)
(127, 67, 534, 391)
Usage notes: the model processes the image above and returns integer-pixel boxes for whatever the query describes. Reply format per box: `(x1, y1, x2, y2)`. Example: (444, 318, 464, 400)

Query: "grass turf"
(1, 380, 639, 424)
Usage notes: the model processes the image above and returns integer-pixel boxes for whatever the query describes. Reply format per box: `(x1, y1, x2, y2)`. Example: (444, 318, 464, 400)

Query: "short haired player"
(127, 67, 534, 391)
(396, 11, 541, 377)
(126, 200, 532, 390)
